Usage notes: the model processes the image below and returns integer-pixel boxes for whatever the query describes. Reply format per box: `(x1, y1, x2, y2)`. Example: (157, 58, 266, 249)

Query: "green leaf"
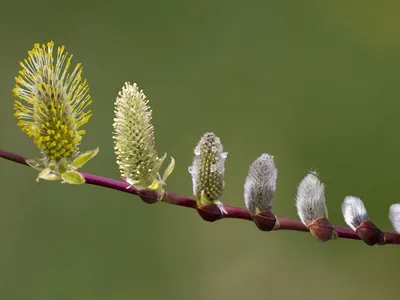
(72, 147, 99, 169)
(61, 171, 85, 184)
(58, 158, 69, 174)
(153, 153, 167, 174)
(148, 178, 163, 191)
(48, 160, 57, 171)
(37, 167, 61, 182)
(145, 179, 165, 201)
(125, 178, 142, 188)
(162, 157, 175, 182)
(26, 158, 45, 171)
(199, 190, 214, 206)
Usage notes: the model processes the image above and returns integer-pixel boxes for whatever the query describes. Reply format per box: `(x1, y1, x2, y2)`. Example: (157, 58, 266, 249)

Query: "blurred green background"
(1, 1, 400, 299)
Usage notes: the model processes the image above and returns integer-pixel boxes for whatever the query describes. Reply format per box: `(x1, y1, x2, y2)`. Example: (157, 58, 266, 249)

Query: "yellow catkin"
(13, 41, 92, 161)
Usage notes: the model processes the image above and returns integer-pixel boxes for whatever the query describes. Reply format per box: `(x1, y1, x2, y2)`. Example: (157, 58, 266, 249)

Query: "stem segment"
(1, 148, 399, 245)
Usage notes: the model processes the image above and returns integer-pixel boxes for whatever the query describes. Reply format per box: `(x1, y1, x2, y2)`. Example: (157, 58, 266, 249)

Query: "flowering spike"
(113, 82, 174, 200)
(341, 196, 370, 231)
(389, 204, 400, 233)
(189, 132, 227, 208)
(295, 171, 337, 241)
(13, 41, 98, 183)
(244, 153, 277, 215)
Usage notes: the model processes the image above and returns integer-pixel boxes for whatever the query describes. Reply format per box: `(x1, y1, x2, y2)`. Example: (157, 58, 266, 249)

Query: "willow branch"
(1, 148, 399, 245)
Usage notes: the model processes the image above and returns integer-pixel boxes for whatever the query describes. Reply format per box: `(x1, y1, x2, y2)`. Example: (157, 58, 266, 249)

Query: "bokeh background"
(1, 1, 399, 299)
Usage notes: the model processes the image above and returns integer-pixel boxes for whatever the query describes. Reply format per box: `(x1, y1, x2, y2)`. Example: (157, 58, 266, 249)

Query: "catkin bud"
(342, 196, 383, 245)
(295, 171, 337, 241)
(188, 132, 227, 207)
(296, 172, 327, 225)
(389, 204, 400, 233)
(341, 196, 370, 230)
(244, 153, 277, 214)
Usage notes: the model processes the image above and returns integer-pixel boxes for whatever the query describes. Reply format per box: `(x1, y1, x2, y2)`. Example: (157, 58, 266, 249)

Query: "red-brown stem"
(1, 148, 400, 245)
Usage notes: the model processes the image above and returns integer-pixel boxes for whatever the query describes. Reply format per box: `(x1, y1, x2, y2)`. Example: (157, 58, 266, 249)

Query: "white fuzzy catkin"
(244, 153, 277, 214)
(341, 196, 370, 231)
(295, 172, 328, 226)
(389, 204, 400, 233)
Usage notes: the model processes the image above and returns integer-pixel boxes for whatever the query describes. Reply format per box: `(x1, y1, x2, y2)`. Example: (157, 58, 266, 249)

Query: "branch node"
(253, 210, 277, 231)
(308, 217, 338, 242)
(356, 220, 385, 246)
(196, 204, 223, 222)
(137, 189, 161, 204)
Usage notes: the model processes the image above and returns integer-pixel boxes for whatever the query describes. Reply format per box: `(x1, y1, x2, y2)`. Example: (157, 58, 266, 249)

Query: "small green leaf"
(43, 173, 62, 181)
(37, 168, 61, 182)
(61, 171, 85, 184)
(154, 153, 167, 174)
(162, 157, 175, 182)
(199, 190, 214, 206)
(125, 178, 142, 189)
(58, 158, 69, 174)
(48, 160, 57, 171)
(72, 147, 99, 169)
(26, 158, 45, 171)
(145, 179, 165, 201)
(37, 167, 51, 182)
(148, 178, 163, 191)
